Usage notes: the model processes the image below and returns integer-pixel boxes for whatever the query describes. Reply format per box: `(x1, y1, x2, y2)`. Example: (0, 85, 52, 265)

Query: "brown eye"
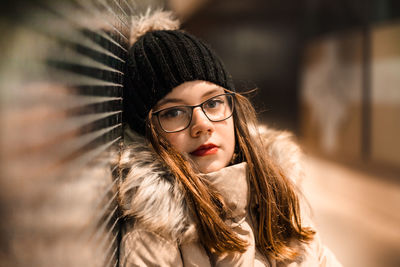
(204, 98, 224, 109)
(159, 108, 186, 119)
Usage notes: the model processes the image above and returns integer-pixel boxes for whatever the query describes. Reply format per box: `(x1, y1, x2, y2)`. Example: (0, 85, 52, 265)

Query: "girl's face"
(153, 80, 236, 173)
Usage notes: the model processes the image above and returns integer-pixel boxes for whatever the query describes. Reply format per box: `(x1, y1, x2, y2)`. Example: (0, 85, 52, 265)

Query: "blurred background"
(0, 0, 399, 266)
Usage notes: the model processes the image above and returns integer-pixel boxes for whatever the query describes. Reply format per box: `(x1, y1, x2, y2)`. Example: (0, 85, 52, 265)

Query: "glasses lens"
(203, 94, 234, 121)
(158, 106, 191, 132)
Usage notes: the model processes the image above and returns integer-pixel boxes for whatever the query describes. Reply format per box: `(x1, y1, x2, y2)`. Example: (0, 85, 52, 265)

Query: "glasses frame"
(152, 93, 236, 133)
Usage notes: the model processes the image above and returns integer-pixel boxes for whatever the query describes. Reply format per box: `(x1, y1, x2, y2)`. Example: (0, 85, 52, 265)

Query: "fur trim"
(118, 125, 304, 241)
(129, 8, 180, 46)
(258, 125, 304, 184)
(118, 131, 189, 241)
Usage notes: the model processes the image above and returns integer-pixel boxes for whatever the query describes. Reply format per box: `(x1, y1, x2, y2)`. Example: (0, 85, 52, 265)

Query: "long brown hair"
(145, 91, 314, 261)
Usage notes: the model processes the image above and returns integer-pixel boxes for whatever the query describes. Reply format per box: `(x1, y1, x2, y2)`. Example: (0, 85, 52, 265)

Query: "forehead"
(157, 80, 226, 106)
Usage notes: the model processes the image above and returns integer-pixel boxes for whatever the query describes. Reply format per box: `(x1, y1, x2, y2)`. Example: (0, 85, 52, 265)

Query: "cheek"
(153, 118, 187, 152)
(161, 132, 188, 153)
(215, 117, 235, 160)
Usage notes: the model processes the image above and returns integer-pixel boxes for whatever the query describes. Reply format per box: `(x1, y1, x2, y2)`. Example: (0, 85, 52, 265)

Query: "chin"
(195, 159, 228, 174)
(198, 166, 217, 174)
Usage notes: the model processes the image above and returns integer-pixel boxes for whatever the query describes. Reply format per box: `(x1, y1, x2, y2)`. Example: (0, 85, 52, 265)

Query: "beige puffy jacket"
(118, 127, 342, 267)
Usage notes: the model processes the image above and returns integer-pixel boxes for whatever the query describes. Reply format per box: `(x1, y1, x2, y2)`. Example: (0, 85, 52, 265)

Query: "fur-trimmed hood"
(118, 125, 305, 242)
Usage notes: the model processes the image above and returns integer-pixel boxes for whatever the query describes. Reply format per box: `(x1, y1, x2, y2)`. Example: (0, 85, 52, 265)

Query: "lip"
(190, 143, 219, 157)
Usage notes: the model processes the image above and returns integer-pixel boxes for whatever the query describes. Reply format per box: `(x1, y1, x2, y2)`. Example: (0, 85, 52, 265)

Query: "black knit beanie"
(123, 25, 235, 136)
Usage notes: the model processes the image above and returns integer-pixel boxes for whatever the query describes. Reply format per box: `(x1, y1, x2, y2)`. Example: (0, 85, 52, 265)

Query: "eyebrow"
(202, 88, 223, 98)
(156, 97, 183, 107)
(156, 88, 224, 107)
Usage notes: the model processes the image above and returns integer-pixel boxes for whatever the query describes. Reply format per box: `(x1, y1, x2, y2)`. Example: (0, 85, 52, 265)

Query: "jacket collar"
(120, 125, 304, 242)
(203, 162, 249, 223)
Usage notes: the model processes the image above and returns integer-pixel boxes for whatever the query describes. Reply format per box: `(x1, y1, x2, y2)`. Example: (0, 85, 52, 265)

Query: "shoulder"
(271, 231, 342, 267)
(120, 225, 183, 267)
(296, 232, 343, 267)
(259, 126, 342, 267)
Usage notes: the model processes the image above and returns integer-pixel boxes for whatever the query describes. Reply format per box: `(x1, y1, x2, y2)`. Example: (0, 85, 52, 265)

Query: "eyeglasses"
(152, 93, 235, 133)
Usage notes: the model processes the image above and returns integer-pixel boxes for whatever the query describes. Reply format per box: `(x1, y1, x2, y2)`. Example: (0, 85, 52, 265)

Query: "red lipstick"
(190, 144, 218, 157)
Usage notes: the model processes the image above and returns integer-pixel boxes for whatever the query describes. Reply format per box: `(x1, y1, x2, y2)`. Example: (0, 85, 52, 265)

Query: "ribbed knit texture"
(123, 30, 235, 135)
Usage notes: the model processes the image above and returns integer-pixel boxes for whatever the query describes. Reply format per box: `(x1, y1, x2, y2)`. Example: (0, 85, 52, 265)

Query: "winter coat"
(118, 126, 342, 267)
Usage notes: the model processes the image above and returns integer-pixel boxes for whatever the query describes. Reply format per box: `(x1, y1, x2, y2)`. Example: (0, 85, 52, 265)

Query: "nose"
(190, 107, 215, 137)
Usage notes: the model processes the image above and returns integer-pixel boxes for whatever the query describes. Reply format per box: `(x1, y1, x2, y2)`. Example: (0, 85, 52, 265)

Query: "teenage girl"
(118, 9, 342, 267)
